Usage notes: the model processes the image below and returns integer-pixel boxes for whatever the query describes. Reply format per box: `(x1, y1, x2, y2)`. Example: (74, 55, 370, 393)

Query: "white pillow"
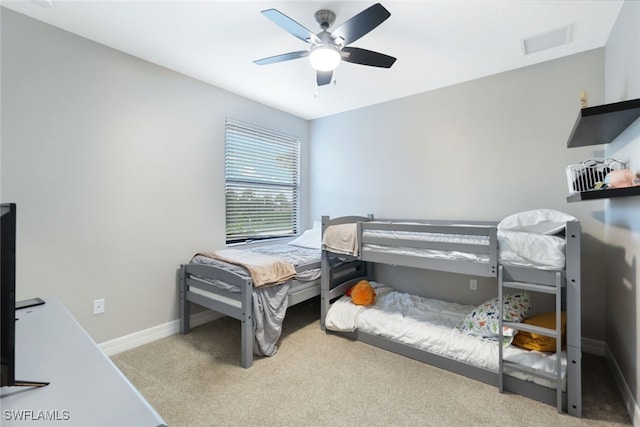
(498, 209, 576, 235)
(288, 228, 321, 249)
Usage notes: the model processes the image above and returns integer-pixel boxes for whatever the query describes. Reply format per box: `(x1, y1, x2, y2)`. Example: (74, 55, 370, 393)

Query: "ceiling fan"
(254, 3, 396, 86)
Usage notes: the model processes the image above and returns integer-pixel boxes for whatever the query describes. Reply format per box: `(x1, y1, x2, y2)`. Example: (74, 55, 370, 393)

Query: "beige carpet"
(112, 297, 631, 427)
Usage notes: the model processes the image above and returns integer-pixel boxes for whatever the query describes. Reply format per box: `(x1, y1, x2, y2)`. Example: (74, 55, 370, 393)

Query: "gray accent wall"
(0, 8, 310, 343)
(310, 48, 608, 338)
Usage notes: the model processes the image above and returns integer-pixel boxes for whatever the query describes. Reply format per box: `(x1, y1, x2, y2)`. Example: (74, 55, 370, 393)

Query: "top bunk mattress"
(322, 210, 577, 270)
(497, 209, 578, 270)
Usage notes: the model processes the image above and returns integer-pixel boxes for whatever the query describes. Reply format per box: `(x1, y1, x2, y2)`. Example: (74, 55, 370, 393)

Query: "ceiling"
(2, 0, 624, 120)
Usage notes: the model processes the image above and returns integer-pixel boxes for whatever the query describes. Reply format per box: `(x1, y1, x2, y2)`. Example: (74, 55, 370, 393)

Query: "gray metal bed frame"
(320, 215, 582, 417)
(179, 256, 322, 368)
(180, 220, 367, 369)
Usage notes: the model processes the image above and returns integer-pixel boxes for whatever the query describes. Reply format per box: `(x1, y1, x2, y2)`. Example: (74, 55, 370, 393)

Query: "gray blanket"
(191, 244, 320, 357)
(252, 282, 291, 356)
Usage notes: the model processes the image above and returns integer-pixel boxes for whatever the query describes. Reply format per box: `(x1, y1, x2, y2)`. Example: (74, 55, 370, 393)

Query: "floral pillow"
(456, 291, 531, 344)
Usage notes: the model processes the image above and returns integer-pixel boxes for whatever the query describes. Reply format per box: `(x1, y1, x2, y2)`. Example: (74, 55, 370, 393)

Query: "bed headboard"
(320, 214, 373, 232)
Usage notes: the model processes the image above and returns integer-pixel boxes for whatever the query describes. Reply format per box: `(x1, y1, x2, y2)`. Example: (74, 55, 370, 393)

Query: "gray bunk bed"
(180, 220, 366, 369)
(320, 213, 581, 417)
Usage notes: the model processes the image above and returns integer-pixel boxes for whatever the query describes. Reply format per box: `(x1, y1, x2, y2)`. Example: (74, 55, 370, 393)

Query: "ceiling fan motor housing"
(314, 9, 336, 30)
(316, 30, 334, 45)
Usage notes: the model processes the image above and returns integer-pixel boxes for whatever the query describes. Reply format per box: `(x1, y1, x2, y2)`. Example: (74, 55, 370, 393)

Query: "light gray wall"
(603, 0, 640, 413)
(3, 3, 632, 360)
(309, 49, 609, 337)
(0, 8, 310, 343)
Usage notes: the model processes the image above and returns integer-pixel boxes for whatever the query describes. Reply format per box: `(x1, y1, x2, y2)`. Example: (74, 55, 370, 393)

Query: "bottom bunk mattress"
(325, 281, 566, 390)
(188, 244, 321, 357)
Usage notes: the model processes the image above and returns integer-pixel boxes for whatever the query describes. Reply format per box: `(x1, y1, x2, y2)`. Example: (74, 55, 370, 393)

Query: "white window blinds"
(225, 119, 300, 244)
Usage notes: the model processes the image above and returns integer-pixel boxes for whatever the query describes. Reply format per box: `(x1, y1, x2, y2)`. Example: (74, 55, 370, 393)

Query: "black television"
(1, 203, 17, 386)
(1, 203, 47, 388)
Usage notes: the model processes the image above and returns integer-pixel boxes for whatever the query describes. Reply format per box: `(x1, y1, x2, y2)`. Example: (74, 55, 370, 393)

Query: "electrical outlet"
(469, 279, 477, 291)
(93, 299, 105, 315)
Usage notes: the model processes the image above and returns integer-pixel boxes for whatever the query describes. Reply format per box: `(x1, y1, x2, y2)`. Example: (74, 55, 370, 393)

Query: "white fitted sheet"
(498, 230, 566, 270)
(325, 282, 565, 390)
(323, 222, 567, 270)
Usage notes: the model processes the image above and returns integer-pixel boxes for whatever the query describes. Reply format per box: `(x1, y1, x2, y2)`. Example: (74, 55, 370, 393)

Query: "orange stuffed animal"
(347, 280, 376, 306)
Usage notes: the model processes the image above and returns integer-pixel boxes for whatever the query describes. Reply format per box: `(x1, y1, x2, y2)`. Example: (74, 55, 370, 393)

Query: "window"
(225, 119, 300, 244)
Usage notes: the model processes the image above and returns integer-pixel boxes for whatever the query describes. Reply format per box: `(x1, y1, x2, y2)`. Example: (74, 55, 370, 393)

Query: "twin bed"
(179, 210, 581, 417)
(179, 223, 364, 368)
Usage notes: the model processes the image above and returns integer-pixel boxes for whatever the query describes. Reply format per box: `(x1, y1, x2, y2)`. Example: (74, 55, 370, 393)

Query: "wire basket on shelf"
(565, 158, 628, 194)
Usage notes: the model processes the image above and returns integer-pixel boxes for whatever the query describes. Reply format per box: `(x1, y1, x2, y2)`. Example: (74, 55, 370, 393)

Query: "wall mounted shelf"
(566, 98, 640, 202)
(567, 186, 640, 203)
(567, 98, 640, 148)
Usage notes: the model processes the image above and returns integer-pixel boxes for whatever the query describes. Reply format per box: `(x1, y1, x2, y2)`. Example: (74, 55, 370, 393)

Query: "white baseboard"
(581, 336, 605, 356)
(99, 310, 222, 356)
(604, 344, 640, 426)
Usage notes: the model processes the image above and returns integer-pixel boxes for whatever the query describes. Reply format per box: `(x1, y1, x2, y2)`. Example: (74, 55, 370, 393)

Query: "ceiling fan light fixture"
(309, 45, 341, 71)
(255, 4, 394, 86)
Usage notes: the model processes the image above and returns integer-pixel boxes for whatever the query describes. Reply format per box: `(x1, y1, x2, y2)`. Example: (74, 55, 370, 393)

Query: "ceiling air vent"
(521, 24, 572, 55)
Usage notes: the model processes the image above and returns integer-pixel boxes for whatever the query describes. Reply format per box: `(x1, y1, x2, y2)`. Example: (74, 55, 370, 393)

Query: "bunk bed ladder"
(498, 266, 564, 413)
